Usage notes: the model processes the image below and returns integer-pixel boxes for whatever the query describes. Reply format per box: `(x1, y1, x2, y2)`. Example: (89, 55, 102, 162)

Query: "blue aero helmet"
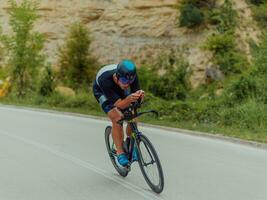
(116, 60, 136, 84)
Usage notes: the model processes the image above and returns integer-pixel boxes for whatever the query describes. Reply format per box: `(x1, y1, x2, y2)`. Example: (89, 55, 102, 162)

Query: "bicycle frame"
(128, 121, 155, 167)
(127, 121, 140, 162)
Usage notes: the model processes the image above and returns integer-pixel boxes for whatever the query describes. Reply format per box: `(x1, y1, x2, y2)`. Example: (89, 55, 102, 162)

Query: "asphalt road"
(0, 105, 266, 200)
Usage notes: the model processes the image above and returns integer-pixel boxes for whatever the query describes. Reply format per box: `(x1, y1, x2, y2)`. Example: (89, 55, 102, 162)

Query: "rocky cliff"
(0, 0, 260, 87)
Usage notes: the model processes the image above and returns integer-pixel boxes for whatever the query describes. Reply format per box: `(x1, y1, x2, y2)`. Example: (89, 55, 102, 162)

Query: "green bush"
(222, 32, 267, 104)
(255, 76, 267, 103)
(43, 92, 69, 107)
(182, 0, 217, 8)
(253, 33, 267, 74)
(60, 93, 92, 108)
(139, 50, 190, 101)
(207, 9, 223, 25)
(179, 4, 204, 28)
(149, 76, 187, 100)
(249, 33, 267, 103)
(0, 28, 4, 67)
(58, 22, 98, 91)
(205, 33, 248, 75)
(216, 0, 236, 33)
(204, 0, 239, 77)
(225, 74, 259, 102)
(147, 56, 190, 101)
(205, 33, 235, 53)
(252, 3, 267, 28)
(38, 66, 55, 96)
(206, 0, 236, 32)
(215, 52, 247, 74)
(137, 65, 153, 92)
(143, 92, 221, 124)
(189, 99, 222, 123)
(249, 0, 267, 5)
(143, 93, 193, 121)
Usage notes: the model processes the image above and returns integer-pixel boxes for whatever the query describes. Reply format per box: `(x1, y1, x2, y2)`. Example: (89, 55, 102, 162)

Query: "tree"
(2, 0, 45, 97)
(57, 22, 98, 91)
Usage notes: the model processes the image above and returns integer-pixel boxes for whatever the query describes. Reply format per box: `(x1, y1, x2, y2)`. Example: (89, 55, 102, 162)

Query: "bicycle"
(104, 100, 164, 193)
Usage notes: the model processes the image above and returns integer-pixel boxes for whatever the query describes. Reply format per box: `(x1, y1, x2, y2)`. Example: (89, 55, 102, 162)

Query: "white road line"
(0, 129, 165, 200)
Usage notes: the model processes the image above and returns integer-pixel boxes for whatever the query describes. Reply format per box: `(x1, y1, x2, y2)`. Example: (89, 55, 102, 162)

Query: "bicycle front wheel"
(137, 135, 164, 193)
(104, 126, 128, 177)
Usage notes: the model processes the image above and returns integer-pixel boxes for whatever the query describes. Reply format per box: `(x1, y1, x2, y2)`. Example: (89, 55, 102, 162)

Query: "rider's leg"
(107, 107, 124, 155)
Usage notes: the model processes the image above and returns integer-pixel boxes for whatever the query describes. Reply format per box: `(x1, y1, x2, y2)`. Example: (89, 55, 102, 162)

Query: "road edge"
(1, 103, 267, 150)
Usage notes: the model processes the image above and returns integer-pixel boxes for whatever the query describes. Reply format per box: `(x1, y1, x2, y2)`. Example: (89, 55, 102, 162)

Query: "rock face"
(232, 0, 261, 63)
(0, 0, 260, 88)
(0, 0, 186, 63)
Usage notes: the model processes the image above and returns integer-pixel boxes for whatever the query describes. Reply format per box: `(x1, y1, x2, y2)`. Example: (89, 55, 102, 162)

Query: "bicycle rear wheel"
(137, 135, 164, 193)
(104, 126, 128, 177)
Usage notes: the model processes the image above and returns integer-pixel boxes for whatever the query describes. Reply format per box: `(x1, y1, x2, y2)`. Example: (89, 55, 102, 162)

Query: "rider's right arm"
(114, 93, 140, 109)
(114, 98, 129, 110)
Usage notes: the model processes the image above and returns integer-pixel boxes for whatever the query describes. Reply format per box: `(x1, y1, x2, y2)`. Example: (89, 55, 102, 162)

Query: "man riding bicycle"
(93, 60, 145, 166)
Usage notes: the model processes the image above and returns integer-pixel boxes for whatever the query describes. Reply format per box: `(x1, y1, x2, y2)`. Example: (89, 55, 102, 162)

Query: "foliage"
(225, 73, 259, 102)
(207, 8, 223, 25)
(0, 28, 4, 67)
(204, 0, 248, 75)
(250, 33, 267, 103)
(252, 3, 267, 28)
(215, 0, 236, 33)
(178, 0, 236, 31)
(179, 4, 204, 28)
(2, 0, 45, 97)
(137, 65, 153, 92)
(214, 52, 247, 74)
(181, 0, 217, 8)
(253, 33, 267, 74)
(204, 33, 247, 74)
(38, 66, 55, 96)
(221, 32, 267, 106)
(204, 33, 235, 53)
(219, 99, 267, 130)
(205, 0, 236, 33)
(139, 51, 190, 101)
(150, 75, 188, 100)
(249, 0, 267, 5)
(1, 0, 267, 143)
(34, 90, 100, 111)
(57, 22, 98, 91)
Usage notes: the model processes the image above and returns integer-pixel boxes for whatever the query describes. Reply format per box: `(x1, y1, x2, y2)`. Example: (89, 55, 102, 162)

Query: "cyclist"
(93, 60, 145, 166)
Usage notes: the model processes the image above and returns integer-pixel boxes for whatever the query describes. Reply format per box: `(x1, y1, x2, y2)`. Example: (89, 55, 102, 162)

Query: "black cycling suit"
(93, 64, 140, 113)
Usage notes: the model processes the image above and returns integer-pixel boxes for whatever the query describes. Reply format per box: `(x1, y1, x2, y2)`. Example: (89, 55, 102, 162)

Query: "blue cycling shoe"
(132, 146, 139, 162)
(117, 153, 130, 166)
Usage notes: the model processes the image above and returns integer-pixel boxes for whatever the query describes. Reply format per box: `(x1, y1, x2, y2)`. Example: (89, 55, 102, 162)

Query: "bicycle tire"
(104, 126, 128, 177)
(137, 134, 164, 193)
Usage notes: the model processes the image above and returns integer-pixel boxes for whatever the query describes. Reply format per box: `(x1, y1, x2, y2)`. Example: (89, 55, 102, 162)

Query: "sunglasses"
(118, 75, 136, 85)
